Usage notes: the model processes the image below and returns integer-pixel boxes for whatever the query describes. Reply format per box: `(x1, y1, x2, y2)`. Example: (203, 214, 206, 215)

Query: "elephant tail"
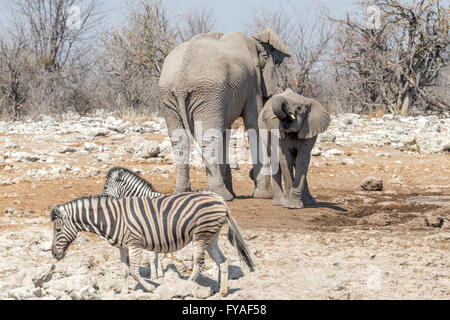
(174, 91, 192, 134)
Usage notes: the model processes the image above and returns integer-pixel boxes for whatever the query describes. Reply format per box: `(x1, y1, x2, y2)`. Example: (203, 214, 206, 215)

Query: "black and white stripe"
(100, 167, 164, 278)
(51, 192, 255, 296)
(101, 167, 163, 199)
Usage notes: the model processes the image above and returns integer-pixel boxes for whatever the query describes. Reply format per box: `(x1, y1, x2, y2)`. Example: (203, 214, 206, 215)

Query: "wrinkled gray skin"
(259, 89, 330, 209)
(159, 29, 290, 200)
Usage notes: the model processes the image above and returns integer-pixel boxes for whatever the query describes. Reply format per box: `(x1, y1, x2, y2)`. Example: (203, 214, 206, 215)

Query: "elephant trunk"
(271, 95, 288, 120)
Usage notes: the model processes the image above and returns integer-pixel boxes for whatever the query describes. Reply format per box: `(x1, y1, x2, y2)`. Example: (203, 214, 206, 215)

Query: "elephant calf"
(259, 88, 330, 209)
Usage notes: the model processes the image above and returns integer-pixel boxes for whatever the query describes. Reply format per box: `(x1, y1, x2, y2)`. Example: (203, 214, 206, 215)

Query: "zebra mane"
(54, 195, 112, 217)
(105, 166, 154, 190)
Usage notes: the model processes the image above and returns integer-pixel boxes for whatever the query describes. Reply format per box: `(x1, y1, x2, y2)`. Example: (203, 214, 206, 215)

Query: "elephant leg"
(221, 130, 235, 197)
(200, 123, 233, 201)
(302, 178, 317, 205)
(271, 164, 286, 206)
(270, 137, 285, 206)
(284, 137, 316, 210)
(280, 143, 294, 193)
(162, 107, 192, 192)
(242, 104, 271, 199)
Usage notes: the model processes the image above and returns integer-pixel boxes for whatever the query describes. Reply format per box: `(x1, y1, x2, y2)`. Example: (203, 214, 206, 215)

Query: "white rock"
(43, 274, 96, 295)
(84, 142, 100, 152)
(58, 146, 77, 154)
(376, 152, 390, 158)
(0, 179, 12, 186)
(431, 124, 441, 132)
(158, 139, 172, 156)
(96, 154, 112, 165)
(10, 152, 42, 162)
(7, 286, 35, 300)
(318, 133, 336, 143)
(325, 149, 344, 157)
(341, 158, 355, 165)
(89, 128, 109, 137)
(111, 134, 125, 141)
(129, 138, 161, 159)
(153, 279, 212, 300)
(4, 139, 17, 149)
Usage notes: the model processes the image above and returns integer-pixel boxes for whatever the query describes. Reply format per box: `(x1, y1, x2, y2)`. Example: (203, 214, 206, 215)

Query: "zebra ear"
(50, 206, 65, 221)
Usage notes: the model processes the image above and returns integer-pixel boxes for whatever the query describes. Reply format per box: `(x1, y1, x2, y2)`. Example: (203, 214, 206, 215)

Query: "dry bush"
(0, 0, 102, 119)
(245, 2, 333, 107)
(177, 7, 216, 42)
(331, 0, 449, 115)
(0, 39, 31, 119)
(97, 0, 177, 116)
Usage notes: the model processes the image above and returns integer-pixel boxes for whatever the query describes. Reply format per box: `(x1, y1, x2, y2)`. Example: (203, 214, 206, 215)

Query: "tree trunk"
(399, 90, 412, 116)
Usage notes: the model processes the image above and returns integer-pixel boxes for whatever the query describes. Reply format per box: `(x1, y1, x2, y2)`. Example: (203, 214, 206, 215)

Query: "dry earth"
(0, 112, 449, 300)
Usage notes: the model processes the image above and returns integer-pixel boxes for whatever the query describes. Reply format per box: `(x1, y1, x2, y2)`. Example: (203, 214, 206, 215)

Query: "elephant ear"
(253, 28, 290, 57)
(297, 100, 331, 139)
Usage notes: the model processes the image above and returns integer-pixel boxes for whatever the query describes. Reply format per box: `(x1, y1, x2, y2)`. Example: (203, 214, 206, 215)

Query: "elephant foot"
(303, 195, 317, 205)
(225, 184, 236, 198)
(175, 186, 192, 193)
(252, 187, 272, 199)
(283, 197, 304, 209)
(210, 186, 234, 201)
(272, 196, 287, 206)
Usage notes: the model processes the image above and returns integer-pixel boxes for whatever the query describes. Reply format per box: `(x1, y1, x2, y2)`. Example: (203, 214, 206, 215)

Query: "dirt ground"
(1, 141, 449, 232)
(0, 116, 449, 300)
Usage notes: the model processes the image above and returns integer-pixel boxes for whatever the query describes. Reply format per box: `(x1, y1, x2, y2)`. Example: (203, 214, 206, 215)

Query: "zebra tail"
(227, 212, 256, 272)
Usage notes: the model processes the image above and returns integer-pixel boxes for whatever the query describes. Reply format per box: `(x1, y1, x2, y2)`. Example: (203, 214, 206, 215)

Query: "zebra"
(100, 167, 165, 279)
(101, 167, 163, 199)
(50, 192, 255, 296)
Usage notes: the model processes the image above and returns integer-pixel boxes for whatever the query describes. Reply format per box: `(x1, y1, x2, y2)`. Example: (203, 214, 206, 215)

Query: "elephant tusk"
(289, 113, 295, 119)
(271, 115, 278, 119)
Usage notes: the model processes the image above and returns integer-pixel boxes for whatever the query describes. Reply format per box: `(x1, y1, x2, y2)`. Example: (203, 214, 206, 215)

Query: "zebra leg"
(119, 247, 130, 294)
(128, 246, 155, 292)
(207, 235, 229, 296)
(149, 252, 163, 279)
(188, 240, 207, 283)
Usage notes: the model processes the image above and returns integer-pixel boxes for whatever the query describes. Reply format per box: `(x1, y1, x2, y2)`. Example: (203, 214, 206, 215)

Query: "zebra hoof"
(220, 288, 228, 297)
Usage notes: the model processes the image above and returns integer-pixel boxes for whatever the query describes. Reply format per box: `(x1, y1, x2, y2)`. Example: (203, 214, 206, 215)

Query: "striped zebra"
(101, 167, 163, 199)
(100, 167, 164, 279)
(50, 192, 255, 296)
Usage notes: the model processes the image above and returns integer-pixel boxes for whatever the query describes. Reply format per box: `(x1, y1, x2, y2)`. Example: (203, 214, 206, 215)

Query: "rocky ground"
(0, 110, 449, 300)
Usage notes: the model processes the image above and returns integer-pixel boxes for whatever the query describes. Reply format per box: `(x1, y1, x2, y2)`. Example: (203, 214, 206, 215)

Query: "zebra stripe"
(100, 166, 165, 278)
(101, 167, 163, 199)
(51, 191, 255, 296)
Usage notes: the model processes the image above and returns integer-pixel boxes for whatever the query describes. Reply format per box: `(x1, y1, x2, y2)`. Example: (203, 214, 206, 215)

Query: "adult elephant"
(159, 29, 290, 200)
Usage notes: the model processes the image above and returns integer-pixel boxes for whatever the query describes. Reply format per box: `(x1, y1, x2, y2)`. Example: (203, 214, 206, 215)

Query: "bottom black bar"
(0, 300, 447, 319)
